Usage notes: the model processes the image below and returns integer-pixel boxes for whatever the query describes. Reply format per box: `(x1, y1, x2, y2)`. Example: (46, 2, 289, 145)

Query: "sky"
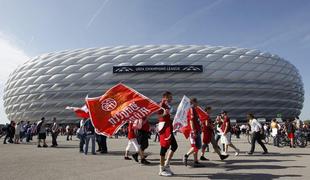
(0, 0, 309, 124)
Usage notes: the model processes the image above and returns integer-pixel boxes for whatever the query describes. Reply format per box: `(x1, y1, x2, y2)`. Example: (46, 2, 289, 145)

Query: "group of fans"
(1, 91, 310, 177)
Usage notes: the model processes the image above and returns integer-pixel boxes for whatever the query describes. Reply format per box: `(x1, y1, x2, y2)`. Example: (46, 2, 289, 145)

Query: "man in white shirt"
(247, 113, 268, 155)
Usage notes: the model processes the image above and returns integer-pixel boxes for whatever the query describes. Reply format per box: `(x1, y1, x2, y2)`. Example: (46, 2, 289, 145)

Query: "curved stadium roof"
(3, 45, 304, 123)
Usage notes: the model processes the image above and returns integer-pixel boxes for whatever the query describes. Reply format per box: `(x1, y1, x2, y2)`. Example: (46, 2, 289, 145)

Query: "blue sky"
(0, 0, 309, 123)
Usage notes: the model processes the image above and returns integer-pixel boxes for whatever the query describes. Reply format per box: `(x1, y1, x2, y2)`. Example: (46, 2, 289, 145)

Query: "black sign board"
(113, 65, 203, 73)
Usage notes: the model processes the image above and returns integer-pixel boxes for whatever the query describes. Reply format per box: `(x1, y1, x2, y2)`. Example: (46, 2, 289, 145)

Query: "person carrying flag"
(158, 91, 178, 177)
(183, 98, 203, 167)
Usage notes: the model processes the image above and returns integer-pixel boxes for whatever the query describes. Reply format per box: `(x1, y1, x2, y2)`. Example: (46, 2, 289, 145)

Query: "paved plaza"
(0, 135, 309, 180)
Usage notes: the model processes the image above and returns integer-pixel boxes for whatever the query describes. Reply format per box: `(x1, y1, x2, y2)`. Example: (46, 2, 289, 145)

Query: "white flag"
(173, 95, 191, 132)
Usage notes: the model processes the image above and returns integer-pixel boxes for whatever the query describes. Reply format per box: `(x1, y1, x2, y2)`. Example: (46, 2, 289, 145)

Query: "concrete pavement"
(0, 134, 309, 180)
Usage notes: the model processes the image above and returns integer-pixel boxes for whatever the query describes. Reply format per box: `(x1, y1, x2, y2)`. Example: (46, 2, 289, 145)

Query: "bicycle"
(295, 131, 307, 148)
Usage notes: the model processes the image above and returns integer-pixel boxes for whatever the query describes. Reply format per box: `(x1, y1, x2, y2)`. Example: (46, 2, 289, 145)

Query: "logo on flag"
(86, 83, 161, 137)
(101, 98, 117, 111)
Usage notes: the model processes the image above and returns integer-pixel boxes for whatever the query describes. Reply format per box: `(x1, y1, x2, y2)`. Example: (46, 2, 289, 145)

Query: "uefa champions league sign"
(113, 65, 203, 73)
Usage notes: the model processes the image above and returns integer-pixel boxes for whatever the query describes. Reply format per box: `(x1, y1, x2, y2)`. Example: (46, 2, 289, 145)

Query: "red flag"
(85, 83, 161, 137)
(196, 106, 209, 121)
(65, 105, 89, 119)
(180, 106, 208, 139)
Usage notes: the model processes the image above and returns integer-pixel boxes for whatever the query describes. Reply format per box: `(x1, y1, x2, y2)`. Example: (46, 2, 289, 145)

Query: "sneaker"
(159, 170, 172, 177)
(43, 144, 48, 148)
(132, 153, 139, 162)
(235, 149, 240, 156)
(220, 154, 229, 160)
(124, 156, 132, 160)
(164, 165, 174, 175)
(246, 152, 253, 155)
(193, 161, 205, 168)
(200, 156, 209, 161)
(183, 154, 189, 166)
(37, 145, 41, 148)
(141, 158, 151, 165)
(262, 151, 268, 155)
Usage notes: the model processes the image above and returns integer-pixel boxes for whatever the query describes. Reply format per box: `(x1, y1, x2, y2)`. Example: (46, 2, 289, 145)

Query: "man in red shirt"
(220, 111, 240, 156)
(158, 91, 178, 177)
(200, 106, 212, 160)
(201, 107, 229, 161)
(183, 98, 203, 167)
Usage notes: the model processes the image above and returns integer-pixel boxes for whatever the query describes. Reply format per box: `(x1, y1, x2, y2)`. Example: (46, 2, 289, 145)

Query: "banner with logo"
(173, 95, 191, 133)
(85, 83, 161, 137)
(65, 105, 90, 119)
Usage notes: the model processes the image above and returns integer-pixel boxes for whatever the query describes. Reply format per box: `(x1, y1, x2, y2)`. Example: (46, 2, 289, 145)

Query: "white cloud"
(0, 32, 29, 124)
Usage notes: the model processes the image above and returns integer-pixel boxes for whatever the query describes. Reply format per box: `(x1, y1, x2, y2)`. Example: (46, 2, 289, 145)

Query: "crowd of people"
(1, 91, 310, 177)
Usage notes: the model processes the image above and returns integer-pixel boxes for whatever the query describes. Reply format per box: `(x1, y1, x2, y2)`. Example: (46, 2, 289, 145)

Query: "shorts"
(38, 133, 46, 140)
(221, 132, 232, 145)
(137, 130, 149, 151)
(160, 134, 178, 156)
(288, 133, 294, 139)
(190, 132, 202, 152)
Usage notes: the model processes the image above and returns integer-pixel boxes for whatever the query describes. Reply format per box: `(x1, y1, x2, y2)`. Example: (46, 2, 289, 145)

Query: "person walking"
(158, 91, 178, 176)
(246, 113, 268, 155)
(84, 119, 96, 155)
(271, 119, 280, 147)
(51, 117, 59, 147)
(183, 98, 203, 167)
(96, 133, 108, 154)
(220, 111, 240, 156)
(14, 122, 21, 144)
(3, 121, 15, 144)
(200, 106, 229, 161)
(136, 117, 151, 164)
(124, 121, 148, 164)
(78, 118, 87, 153)
(37, 117, 48, 148)
(285, 118, 295, 148)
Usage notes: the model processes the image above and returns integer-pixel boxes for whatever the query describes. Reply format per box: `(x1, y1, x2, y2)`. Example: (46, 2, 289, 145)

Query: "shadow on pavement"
(175, 173, 302, 179)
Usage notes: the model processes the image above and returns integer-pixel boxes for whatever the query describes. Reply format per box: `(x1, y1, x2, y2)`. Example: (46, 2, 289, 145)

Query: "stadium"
(3, 45, 304, 124)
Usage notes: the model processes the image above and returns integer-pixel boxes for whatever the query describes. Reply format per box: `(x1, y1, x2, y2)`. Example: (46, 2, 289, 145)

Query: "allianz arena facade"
(3, 45, 304, 123)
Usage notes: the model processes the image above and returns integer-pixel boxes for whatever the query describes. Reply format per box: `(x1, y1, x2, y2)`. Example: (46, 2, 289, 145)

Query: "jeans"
(51, 132, 58, 146)
(79, 134, 86, 152)
(250, 132, 268, 153)
(84, 134, 95, 155)
(97, 134, 107, 153)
